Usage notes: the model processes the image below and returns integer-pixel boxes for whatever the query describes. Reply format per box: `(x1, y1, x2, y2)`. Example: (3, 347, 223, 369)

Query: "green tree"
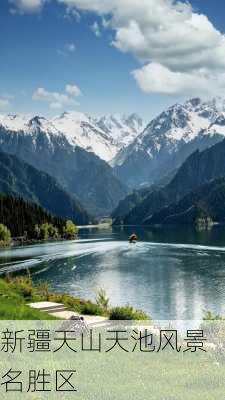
(35, 223, 59, 240)
(34, 224, 41, 238)
(63, 220, 78, 239)
(39, 223, 50, 240)
(0, 224, 11, 246)
(48, 224, 59, 239)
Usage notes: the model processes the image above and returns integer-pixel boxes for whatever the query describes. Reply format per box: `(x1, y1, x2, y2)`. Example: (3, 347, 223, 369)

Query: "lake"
(1, 225, 225, 320)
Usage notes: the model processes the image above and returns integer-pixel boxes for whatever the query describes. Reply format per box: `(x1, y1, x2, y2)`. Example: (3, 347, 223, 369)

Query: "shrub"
(10, 275, 34, 298)
(48, 224, 59, 239)
(109, 305, 149, 320)
(37, 281, 51, 301)
(63, 220, 78, 239)
(47, 293, 104, 316)
(35, 223, 59, 240)
(203, 310, 225, 320)
(80, 301, 105, 316)
(95, 288, 109, 311)
(39, 223, 50, 240)
(0, 224, 11, 246)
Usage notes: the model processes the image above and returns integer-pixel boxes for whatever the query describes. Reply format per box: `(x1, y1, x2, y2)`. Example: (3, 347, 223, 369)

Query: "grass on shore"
(0, 279, 57, 320)
(0, 275, 150, 320)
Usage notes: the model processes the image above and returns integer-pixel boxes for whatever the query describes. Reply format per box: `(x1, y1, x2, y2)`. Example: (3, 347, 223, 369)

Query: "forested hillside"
(0, 150, 91, 225)
(0, 194, 65, 238)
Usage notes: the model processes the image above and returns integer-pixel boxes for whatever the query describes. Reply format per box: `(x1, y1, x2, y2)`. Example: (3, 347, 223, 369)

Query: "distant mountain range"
(0, 150, 91, 225)
(112, 138, 225, 226)
(2, 97, 225, 221)
(0, 115, 128, 216)
(0, 112, 144, 163)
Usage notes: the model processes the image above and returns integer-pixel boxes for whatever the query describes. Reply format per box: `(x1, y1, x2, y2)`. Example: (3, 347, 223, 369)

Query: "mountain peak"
(56, 110, 90, 123)
(52, 111, 144, 161)
(96, 113, 144, 145)
(114, 97, 225, 187)
(28, 115, 46, 126)
(0, 113, 29, 132)
(185, 97, 202, 108)
(27, 115, 60, 135)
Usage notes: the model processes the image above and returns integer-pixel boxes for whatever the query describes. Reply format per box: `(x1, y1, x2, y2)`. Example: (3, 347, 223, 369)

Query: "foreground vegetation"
(0, 278, 57, 320)
(0, 276, 149, 320)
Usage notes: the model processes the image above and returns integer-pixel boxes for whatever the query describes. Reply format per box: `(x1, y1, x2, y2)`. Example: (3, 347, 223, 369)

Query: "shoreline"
(0, 223, 112, 250)
(0, 236, 78, 251)
(0, 276, 149, 321)
(77, 223, 112, 229)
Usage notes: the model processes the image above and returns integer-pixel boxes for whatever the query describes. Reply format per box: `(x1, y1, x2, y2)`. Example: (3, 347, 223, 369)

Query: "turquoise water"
(1, 225, 225, 320)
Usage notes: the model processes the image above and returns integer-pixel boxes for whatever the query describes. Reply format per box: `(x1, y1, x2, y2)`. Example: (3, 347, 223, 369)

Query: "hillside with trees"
(0, 150, 91, 225)
(0, 193, 73, 239)
(112, 139, 225, 226)
(146, 177, 225, 226)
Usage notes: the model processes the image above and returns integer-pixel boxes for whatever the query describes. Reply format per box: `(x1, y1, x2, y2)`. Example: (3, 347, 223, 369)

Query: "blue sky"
(1, 0, 225, 120)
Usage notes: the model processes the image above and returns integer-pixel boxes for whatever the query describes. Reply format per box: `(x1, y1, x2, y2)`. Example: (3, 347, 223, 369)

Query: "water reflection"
(0, 226, 225, 319)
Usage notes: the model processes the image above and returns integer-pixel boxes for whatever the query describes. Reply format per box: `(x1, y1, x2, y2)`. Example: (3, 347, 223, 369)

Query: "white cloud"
(65, 84, 82, 96)
(63, 5, 80, 21)
(57, 0, 225, 96)
(91, 21, 101, 37)
(9, 0, 45, 14)
(132, 63, 225, 97)
(49, 101, 64, 110)
(57, 0, 112, 14)
(32, 84, 82, 110)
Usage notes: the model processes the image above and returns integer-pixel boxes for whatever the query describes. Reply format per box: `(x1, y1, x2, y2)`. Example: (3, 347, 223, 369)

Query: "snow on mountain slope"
(96, 113, 144, 147)
(2, 97, 224, 179)
(114, 99, 225, 165)
(203, 113, 225, 137)
(114, 98, 221, 166)
(0, 114, 129, 216)
(0, 113, 29, 132)
(0, 111, 143, 162)
(0, 114, 60, 136)
(52, 111, 144, 161)
(52, 111, 118, 161)
(114, 98, 225, 187)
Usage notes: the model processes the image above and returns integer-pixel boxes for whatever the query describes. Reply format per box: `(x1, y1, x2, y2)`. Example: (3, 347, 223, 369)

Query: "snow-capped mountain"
(52, 111, 117, 161)
(114, 98, 225, 187)
(0, 111, 144, 162)
(0, 114, 60, 136)
(52, 111, 144, 161)
(2, 98, 225, 194)
(96, 113, 144, 148)
(0, 113, 30, 132)
(0, 113, 128, 216)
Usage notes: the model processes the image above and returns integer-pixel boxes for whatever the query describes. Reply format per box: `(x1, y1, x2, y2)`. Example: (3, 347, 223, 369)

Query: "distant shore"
(0, 223, 112, 250)
(77, 223, 112, 229)
(0, 236, 76, 250)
